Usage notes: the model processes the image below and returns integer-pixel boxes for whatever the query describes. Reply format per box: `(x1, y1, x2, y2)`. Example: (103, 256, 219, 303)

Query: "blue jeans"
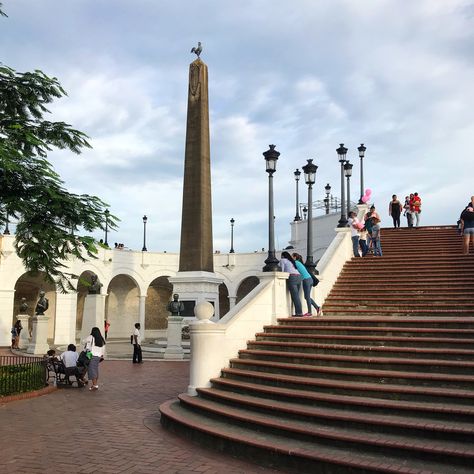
(351, 236, 360, 257)
(302, 277, 319, 314)
(359, 239, 368, 256)
(373, 238, 383, 256)
(287, 274, 303, 316)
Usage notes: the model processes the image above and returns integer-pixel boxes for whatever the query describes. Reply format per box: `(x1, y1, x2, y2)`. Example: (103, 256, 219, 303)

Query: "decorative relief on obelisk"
(189, 62, 201, 98)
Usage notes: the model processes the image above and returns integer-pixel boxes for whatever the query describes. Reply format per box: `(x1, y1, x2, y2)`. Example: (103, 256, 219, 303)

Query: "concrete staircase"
(160, 226, 474, 473)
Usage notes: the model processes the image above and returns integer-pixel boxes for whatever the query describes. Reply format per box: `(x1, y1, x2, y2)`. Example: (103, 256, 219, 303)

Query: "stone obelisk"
(179, 58, 213, 272)
(169, 51, 222, 318)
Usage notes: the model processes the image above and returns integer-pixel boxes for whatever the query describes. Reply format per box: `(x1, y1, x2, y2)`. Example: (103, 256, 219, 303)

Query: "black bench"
(46, 359, 85, 388)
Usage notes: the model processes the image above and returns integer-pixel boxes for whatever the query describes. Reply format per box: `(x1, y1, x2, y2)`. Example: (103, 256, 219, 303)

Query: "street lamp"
(293, 169, 301, 222)
(358, 143, 367, 204)
(336, 143, 348, 227)
(229, 218, 235, 253)
(302, 159, 318, 274)
(262, 144, 280, 272)
(324, 183, 331, 215)
(142, 215, 148, 252)
(104, 209, 110, 247)
(3, 213, 10, 235)
(344, 161, 353, 216)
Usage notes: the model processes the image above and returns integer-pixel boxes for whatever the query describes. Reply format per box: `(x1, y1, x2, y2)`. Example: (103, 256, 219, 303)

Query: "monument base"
(27, 316, 50, 355)
(164, 316, 185, 359)
(16, 314, 30, 349)
(168, 271, 223, 318)
(81, 294, 106, 342)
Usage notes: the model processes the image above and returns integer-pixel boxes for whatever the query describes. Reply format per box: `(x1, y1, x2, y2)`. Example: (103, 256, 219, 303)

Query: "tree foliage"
(0, 57, 117, 291)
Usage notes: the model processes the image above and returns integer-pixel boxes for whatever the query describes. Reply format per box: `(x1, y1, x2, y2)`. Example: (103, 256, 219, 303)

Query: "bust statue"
(19, 297, 29, 313)
(88, 274, 103, 294)
(167, 293, 185, 316)
(35, 291, 49, 316)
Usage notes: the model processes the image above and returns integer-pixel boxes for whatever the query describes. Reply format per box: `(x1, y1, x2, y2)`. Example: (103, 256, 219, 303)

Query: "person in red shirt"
(410, 192, 422, 227)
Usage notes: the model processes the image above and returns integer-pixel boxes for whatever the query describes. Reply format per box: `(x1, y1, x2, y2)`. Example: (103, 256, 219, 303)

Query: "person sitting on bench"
(60, 344, 87, 386)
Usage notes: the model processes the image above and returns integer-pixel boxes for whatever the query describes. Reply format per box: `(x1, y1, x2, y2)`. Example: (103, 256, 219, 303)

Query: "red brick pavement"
(0, 360, 280, 474)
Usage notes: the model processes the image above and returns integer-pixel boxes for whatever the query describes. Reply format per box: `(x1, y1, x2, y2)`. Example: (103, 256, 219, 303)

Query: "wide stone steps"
(160, 225, 474, 472)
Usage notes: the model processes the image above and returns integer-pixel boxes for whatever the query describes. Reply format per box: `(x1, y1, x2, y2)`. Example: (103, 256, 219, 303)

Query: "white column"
(228, 295, 237, 309)
(81, 294, 106, 342)
(138, 295, 147, 332)
(54, 292, 78, 345)
(27, 316, 50, 355)
(0, 289, 15, 346)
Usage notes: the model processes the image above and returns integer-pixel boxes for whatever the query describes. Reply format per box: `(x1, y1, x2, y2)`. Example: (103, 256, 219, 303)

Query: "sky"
(2, 0, 474, 253)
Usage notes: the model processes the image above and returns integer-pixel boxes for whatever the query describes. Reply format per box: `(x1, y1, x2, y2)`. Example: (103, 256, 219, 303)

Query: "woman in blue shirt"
(279, 251, 303, 317)
(292, 253, 322, 317)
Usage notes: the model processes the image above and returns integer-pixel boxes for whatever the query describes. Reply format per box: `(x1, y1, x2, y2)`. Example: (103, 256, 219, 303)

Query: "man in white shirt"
(132, 323, 143, 364)
(60, 344, 87, 386)
(348, 211, 361, 257)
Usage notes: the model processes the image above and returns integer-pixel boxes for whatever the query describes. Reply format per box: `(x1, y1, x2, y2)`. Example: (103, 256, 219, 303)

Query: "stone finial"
(194, 301, 214, 323)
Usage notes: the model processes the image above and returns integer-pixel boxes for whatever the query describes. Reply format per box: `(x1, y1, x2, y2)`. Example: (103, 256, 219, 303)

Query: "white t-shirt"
(60, 350, 79, 368)
(84, 335, 106, 358)
(348, 217, 360, 237)
(133, 328, 141, 345)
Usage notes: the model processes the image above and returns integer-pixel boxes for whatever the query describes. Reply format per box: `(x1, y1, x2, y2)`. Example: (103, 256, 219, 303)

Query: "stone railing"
(187, 272, 289, 395)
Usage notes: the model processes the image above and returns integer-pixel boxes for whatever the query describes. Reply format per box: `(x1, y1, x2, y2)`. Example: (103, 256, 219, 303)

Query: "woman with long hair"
(83, 326, 106, 391)
(279, 251, 303, 317)
(292, 253, 322, 317)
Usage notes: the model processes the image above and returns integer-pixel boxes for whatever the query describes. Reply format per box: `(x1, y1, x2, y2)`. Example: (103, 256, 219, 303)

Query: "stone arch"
(145, 276, 173, 331)
(219, 283, 230, 318)
(236, 276, 260, 304)
(14, 272, 57, 340)
(105, 274, 139, 338)
(109, 268, 145, 296)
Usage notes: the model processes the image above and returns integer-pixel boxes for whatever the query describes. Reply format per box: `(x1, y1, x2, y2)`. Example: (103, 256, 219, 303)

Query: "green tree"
(0, 6, 116, 291)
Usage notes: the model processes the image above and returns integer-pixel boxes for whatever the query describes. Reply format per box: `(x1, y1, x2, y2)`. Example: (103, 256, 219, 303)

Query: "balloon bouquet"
(353, 188, 372, 230)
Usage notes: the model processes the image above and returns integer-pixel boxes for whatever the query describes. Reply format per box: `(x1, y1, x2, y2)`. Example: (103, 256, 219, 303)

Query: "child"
(359, 226, 369, 257)
(371, 217, 383, 256)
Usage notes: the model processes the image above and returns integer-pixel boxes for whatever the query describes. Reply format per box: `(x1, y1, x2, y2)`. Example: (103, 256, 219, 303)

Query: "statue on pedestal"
(88, 274, 102, 294)
(35, 291, 49, 316)
(167, 294, 185, 316)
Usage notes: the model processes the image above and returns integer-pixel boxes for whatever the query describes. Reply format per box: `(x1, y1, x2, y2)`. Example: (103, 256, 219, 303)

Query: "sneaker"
(303, 312, 312, 317)
(89, 385, 99, 391)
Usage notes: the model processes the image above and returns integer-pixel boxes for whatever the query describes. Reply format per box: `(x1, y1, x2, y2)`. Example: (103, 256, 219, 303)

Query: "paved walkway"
(0, 359, 279, 474)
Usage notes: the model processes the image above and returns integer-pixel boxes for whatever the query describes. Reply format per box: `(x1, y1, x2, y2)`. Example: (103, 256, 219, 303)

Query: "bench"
(46, 358, 85, 388)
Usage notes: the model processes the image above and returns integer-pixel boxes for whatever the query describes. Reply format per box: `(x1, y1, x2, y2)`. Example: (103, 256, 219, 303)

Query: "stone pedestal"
(163, 316, 184, 359)
(27, 316, 50, 355)
(81, 294, 106, 342)
(16, 314, 30, 349)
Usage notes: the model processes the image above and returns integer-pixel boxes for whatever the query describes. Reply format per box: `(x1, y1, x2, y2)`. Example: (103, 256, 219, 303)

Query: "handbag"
(78, 350, 90, 367)
(309, 272, 319, 287)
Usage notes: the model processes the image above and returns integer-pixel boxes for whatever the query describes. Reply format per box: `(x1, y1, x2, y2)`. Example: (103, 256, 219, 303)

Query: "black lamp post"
(104, 209, 110, 247)
(302, 159, 318, 274)
(358, 143, 367, 203)
(230, 218, 235, 253)
(344, 161, 353, 216)
(262, 144, 280, 272)
(142, 215, 148, 252)
(336, 143, 348, 227)
(3, 213, 10, 235)
(324, 183, 331, 215)
(293, 169, 301, 221)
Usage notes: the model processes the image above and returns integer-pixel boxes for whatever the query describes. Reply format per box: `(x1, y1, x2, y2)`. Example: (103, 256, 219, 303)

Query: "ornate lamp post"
(302, 159, 318, 274)
(262, 144, 280, 272)
(324, 183, 331, 215)
(293, 169, 301, 221)
(104, 209, 110, 247)
(344, 161, 353, 216)
(142, 215, 148, 251)
(336, 143, 348, 227)
(357, 143, 367, 203)
(229, 218, 235, 253)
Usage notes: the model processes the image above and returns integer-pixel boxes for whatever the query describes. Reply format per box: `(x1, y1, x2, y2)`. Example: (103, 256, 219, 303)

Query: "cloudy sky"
(2, 0, 473, 252)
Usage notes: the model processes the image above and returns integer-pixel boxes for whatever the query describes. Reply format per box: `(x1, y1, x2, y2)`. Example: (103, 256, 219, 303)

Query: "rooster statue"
(190, 42, 202, 58)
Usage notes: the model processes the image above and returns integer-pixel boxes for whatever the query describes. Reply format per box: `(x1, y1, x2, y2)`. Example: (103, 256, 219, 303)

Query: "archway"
(14, 272, 57, 340)
(236, 276, 260, 304)
(76, 270, 97, 333)
(219, 283, 230, 318)
(146, 276, 173, 331)
(105, 275, 139, 338)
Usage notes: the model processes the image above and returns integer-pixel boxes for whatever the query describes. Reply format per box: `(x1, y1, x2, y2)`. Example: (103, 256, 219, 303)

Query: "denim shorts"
(464, 227, 474, 235)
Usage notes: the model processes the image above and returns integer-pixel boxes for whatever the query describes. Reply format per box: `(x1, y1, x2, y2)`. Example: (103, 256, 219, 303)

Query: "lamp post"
(324, 183, 331, 215)
(262, 144, 280, 272)
(104, 209, 110, 247)
(344, 161, 353, 216)
(358, 143, 367, 203)
(336, 143, 348, 227)
(293, 169, 301, 221)
(302, 159, 318, 274)
(302, 206, 307, 220)
(229, 218, 235, 253)
(3, 213, 10, 235)
(142, 215, 148, 252)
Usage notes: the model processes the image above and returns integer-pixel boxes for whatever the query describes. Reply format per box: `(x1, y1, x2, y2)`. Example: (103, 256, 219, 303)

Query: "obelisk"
(179, 57, 213, 272)
(169, 49, 222, 318)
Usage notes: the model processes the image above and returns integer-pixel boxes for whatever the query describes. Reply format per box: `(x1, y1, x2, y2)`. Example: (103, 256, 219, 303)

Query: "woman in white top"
(279, 251, 303, 317)
(84, 327, 106, 391)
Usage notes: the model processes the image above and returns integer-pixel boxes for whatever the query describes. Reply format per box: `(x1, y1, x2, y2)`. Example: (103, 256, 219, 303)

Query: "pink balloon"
(365, 188, 372, 196)
(361, 195, 369, 203)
